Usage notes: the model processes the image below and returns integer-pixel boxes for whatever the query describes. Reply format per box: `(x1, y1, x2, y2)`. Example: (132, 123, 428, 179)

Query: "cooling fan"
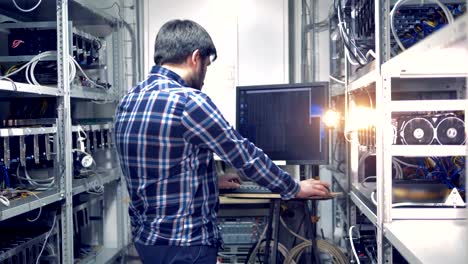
(435, 116, 466, 145)
(400, 117, 434, 145)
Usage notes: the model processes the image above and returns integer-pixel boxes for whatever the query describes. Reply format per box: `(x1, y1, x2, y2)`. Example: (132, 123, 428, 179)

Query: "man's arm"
(181, 92, 329, 199)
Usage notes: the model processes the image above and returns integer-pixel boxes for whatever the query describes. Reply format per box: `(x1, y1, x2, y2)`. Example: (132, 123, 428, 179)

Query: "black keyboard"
(219, 182, 272, 194)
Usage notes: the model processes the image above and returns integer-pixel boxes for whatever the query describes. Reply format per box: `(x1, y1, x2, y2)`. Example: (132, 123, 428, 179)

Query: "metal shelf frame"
(0, 1, 133, 263)
(0, 189, 63, 221)
(384, 220, 467, 264)
(332, 2, 468, 264)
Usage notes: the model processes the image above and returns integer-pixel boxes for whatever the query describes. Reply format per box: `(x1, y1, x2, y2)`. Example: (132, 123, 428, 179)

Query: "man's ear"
(189, 49, 201, 66)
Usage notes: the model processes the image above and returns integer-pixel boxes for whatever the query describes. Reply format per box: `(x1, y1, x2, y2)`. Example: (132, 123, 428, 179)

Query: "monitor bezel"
(236, 82, 329, 165)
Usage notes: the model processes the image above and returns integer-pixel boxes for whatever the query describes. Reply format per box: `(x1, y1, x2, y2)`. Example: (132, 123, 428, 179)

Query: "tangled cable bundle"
(0, 51, 106, 89)
(245, 216, 349, 264)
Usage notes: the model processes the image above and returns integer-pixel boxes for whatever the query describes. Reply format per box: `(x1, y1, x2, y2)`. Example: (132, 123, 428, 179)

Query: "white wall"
(142, 0, 288, 125)
(237, 0, 289, 85)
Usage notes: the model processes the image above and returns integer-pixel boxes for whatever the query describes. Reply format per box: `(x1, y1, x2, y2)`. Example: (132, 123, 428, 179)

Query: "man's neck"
(161, 64, 191, 85)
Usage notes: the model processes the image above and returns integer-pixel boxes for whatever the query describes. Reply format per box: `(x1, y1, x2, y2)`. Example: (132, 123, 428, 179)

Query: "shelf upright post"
(114, 19, 126, 248)
(56, 0, 74, 263)
(375, 0, 392, 263)
(465, 4, 468, 238)
(113, 22, 124, 97)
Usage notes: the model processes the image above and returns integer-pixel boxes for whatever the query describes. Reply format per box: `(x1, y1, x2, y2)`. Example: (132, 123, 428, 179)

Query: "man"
(114, 19, 330, 264)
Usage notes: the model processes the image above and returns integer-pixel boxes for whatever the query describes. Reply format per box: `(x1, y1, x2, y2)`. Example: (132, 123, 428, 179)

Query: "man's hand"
(295, 179, 330, 198)
(218, 172, 242, 189)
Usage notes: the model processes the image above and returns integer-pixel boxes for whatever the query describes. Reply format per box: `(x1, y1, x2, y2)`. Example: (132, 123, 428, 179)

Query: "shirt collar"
(150, 65, 188, 87)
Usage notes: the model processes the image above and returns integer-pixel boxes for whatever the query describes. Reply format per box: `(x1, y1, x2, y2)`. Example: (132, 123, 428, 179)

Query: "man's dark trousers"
(134, 243, 218, 264)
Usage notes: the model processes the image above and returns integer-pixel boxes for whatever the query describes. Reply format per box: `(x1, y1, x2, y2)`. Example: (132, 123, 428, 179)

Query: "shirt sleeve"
(181, 91, 299, 200)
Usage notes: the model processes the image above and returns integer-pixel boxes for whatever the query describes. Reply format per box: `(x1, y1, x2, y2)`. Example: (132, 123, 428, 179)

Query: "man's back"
(114, 66, 220, 246)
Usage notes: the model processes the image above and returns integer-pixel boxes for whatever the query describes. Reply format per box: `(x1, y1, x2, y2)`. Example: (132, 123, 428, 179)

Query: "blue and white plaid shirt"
(114, 65, 299, 246)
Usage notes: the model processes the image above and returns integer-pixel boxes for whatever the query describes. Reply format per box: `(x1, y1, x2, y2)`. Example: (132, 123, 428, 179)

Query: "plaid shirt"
(114, 65, 299, 246)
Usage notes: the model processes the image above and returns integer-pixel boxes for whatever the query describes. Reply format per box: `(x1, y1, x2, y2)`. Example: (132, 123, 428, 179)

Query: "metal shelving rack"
(327, 1, 468, 263)
(376, 13, 468, 263)
(0, 1, 134, 263)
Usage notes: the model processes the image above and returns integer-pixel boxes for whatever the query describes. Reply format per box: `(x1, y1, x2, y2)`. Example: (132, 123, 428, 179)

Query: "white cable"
(0, 51, 105, 89)
(393, 157, 420, 168)
(12, 0, 42, 12)
(77, 126, 87, 139)
(365, 50, 376, 59)
(343, 37, 360, 66)
(349, 226, 361, 264)
(336, 6, 368, 65)
(336, 5, 361, 66)
(77, 126, 87, 151)
(22, 190, 43, 222)
(361, 176, 377, 188)
(392, 159, 404, 180)
(371, 191, 377, 206)
(392, 202, 449, 208)
(17, 165, 55, 190)
(1, 60, 34, 80)
(0, 195, 10, 206)
(280, 215, 348, 264)
(70, 56, 107, 89)
(36, 214, 57, 264)
(85, 171, 105, 194)
(280, 216, 308, 242)
(72, 148, 92, 156)
(257, 241, 291, 263)
(390, 0, 454, 51)
(329, 75, 346, 84)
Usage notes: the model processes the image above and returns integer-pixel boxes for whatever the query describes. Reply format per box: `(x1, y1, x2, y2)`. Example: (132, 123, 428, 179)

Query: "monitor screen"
(236, 83, 329, 165)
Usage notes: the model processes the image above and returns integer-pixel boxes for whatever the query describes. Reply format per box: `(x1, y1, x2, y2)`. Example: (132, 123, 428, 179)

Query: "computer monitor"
(236, 83, 329, 165)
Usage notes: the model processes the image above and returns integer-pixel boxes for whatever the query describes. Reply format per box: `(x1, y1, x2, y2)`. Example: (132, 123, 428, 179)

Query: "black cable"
(291, 213, 306, 247)
(333, 0, 366, 66)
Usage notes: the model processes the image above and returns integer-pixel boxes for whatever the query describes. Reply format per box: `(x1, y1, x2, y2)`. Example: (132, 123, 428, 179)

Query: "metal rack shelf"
(390, 99, 468, 112)
(330, 83, 345, 97)
(384, 220, 467, 264)
(392, 207, 466, 220)
(329, 1, 468, 263)
(331, 170, 348, 192)
(0, 1, 117, 37)
(80, 247, 123, 264)
(340, 14, 468, 96)
(0, 80, 62, 97)
(349, 62, 377, 93)
(390, 145, 466, 157)
(0, 126, 56, 137)
(0, 0, 130, 262)
(382, 14, 468, 78)
(0, 228, 58, 262)
(72, 167, 121, 196)
(0, 55, 58, 62)
(0, 189, 62, 221)
(71, 86, 118, 101)
(350, 184, 377, 226)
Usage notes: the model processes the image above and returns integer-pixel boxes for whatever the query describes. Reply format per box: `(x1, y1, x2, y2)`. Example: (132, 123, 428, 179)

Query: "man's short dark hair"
(154, 19, 217, 65)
